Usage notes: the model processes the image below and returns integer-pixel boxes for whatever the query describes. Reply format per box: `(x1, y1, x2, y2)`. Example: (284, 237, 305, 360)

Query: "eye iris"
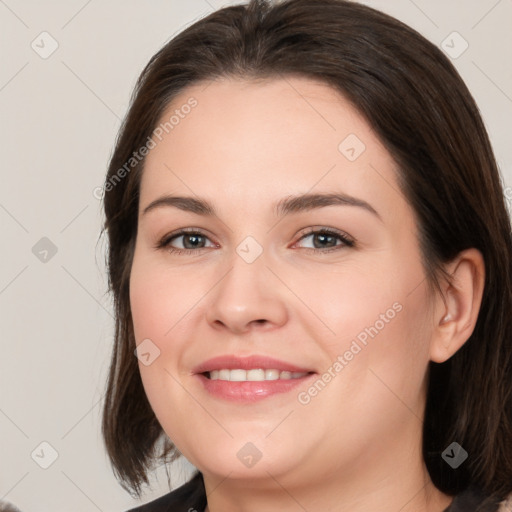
(183, 234, 204, 249)
(313, 232, 337, 249)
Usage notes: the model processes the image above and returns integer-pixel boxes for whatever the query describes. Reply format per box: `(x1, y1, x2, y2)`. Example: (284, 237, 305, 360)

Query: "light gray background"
(1, 0, 511, 510)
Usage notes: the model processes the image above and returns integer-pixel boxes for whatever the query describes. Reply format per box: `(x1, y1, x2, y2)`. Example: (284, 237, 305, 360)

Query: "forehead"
(139, 76, 405, 221)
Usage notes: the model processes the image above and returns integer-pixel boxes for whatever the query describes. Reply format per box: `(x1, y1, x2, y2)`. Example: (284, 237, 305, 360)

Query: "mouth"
(204, 369, 311, 381)
(193, 355, 317, 402)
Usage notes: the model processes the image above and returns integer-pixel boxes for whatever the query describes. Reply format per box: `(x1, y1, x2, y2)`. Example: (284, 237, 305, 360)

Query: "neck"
(203, 470, 452, 512)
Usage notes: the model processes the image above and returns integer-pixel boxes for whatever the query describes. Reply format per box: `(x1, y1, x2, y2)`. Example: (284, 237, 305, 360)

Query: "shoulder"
(124, 471, 206, 512)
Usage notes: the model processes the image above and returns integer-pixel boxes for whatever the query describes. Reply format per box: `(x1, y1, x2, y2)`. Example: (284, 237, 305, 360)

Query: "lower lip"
(196, 373, 316, 402)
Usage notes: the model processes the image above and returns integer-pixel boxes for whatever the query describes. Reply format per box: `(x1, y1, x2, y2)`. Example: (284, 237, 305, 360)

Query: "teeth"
(230, 369, 247, 382)
(207, 369, 309, 381)
(247, 369, 265, 381)
(265, 369, 279, 380)
(219, 369, 230, 380)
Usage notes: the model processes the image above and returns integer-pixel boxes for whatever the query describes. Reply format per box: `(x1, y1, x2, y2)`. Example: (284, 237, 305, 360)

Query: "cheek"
(129, 254, 194, 443)
(309, 252, 432, 400)
(129, 252, 175, 385)
(300, 260, 409, 347)
(129, 250, 192, 342)
(296, 286, 432, 457)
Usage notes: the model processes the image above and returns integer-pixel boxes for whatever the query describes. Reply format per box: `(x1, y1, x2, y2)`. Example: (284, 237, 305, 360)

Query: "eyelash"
(156, 227, 355, 256)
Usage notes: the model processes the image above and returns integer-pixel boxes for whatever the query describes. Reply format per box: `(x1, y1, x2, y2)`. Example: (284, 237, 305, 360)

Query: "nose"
(205, 248, 288, 335)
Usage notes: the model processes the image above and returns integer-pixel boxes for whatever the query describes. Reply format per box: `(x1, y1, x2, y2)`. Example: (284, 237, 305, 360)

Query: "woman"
(100, 0, 512, 510)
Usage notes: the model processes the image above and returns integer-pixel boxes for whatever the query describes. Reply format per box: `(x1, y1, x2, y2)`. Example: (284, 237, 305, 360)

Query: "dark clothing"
(127, 472, 206, 512)
(126, 471, 502, 512)
(442, 486, 503, 512)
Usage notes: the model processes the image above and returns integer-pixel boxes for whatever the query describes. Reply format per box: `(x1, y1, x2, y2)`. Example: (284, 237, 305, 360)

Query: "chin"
(183, 434, 307, 481)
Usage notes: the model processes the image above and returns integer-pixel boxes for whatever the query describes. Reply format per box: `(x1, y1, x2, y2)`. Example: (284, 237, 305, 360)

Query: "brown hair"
(100, 0, 512, 501)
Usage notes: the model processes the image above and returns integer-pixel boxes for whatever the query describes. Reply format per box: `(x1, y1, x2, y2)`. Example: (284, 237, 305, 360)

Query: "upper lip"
(192, 355, 315, 374)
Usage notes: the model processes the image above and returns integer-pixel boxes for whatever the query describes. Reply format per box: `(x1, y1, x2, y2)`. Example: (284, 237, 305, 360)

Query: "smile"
(193, 355, 317, 402)
(207, 369, 310, 381)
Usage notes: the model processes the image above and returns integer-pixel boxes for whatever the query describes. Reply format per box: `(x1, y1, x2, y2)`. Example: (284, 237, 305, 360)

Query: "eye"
(294, 227, 355, 253)
(156, 228, 216, 255)
(156, 227, 355, 255)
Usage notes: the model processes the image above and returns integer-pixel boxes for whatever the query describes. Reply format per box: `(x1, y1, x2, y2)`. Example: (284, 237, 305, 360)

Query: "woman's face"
(130, 76, 436, 488)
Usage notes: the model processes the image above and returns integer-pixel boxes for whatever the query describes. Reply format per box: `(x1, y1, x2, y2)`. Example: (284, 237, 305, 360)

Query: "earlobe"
(429, 248, 485, 363)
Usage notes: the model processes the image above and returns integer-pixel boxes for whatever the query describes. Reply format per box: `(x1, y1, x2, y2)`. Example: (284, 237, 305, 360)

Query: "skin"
(129, 76, 485, 512)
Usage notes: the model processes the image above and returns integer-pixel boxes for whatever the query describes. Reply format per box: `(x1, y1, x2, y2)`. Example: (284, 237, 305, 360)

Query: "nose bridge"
(206, 234, 288, 332)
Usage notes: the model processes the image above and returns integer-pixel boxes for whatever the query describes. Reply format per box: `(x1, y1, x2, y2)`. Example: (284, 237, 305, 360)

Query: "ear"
(429, 248, 485, 363)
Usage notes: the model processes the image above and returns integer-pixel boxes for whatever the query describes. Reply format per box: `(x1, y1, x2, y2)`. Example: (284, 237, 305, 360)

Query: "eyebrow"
(142, 192, 382, 221)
